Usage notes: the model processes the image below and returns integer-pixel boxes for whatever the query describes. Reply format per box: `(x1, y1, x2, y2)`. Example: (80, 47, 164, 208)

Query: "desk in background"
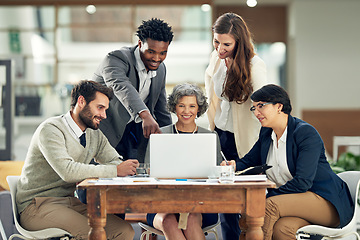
(78, 178, 275, 240)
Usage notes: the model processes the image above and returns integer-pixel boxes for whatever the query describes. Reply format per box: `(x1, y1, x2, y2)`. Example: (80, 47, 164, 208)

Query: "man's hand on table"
(117, 159, 139, 176)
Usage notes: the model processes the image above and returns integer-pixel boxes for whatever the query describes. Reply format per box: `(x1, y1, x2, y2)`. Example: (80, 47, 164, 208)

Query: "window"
(0, 5, 212, 118)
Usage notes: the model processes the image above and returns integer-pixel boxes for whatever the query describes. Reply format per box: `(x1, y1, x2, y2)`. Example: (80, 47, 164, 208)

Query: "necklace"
(174, 124, 197, 134)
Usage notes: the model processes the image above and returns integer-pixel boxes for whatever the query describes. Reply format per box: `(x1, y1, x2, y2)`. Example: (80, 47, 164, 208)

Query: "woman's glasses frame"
(250, 102, 274, 112)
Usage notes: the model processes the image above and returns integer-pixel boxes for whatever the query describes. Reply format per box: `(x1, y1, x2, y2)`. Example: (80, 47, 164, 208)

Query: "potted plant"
(330, 152, 360, 174)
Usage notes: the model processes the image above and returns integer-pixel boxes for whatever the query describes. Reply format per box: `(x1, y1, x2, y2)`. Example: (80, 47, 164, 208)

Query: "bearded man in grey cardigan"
(16, 80, 138, 240)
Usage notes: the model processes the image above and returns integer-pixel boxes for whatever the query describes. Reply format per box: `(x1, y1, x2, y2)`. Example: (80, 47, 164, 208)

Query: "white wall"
(287, 0, 360, 117)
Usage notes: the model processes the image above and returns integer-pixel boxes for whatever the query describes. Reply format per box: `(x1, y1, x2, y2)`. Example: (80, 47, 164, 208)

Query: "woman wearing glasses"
(224, 84, 353, 240)
(204, 12, 267, 239)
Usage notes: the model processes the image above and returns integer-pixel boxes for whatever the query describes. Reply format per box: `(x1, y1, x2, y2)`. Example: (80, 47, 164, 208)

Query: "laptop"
(149, 133, 217, 179)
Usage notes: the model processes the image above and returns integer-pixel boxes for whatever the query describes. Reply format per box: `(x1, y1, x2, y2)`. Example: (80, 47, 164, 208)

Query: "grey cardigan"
(16, 115, 121, 213)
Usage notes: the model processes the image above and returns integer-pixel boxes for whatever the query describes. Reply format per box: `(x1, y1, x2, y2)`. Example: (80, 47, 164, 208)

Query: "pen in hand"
(220, 151, 229, 165)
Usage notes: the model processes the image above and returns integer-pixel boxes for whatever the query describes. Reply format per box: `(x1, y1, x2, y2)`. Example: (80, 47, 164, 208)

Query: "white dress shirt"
(61, 111, 85, 144)
(133, 47, 157, 123)
(266, 127, 293, 188)
(134, 47, 157, 102)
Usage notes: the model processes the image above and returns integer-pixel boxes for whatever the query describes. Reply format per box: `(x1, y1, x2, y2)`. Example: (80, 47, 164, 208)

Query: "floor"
(132, 222, 223, 240)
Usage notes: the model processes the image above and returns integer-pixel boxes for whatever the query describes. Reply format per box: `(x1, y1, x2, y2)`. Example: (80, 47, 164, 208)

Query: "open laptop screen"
(149, 133, 217, 179)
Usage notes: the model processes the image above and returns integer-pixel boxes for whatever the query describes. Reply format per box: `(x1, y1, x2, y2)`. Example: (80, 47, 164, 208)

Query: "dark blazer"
(236, 115, 353, 228)
(93, 46, 172, 147)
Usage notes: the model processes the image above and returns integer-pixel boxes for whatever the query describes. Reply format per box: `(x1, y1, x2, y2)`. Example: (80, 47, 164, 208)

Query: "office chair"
(296, 171, 360, 240)
(138, 218, 221, 240)
(0, 218, 7, 240)
(6, 176, 72, 240)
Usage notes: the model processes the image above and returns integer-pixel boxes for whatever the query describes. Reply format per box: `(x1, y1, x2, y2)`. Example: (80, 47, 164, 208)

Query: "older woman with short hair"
(145, 83, 220, 240)
(167, 83, 208, 119)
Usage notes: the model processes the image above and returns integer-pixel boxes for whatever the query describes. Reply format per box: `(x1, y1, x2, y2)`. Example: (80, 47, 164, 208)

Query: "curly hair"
(167, 83, 208, 117)
(136, 18, 174, 43)
(212, 12, 255, 104)
(70, 80, 113, 108)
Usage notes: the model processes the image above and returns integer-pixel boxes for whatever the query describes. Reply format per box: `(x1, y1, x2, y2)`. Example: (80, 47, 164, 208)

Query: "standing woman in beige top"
(204, 12, 267, 240)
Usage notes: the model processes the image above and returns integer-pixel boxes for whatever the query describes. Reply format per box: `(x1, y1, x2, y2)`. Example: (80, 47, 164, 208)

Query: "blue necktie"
(79, 133, 86, 147)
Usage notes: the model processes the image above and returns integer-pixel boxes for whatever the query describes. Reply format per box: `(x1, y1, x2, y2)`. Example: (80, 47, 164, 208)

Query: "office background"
(0, 0, 360, 161)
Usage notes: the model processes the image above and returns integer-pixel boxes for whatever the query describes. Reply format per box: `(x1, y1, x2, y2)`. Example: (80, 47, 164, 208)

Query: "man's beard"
(79, 104, 100, 130)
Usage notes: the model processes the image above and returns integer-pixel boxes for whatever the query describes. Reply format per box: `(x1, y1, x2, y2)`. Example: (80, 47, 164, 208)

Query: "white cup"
(219, 165, 235, 184)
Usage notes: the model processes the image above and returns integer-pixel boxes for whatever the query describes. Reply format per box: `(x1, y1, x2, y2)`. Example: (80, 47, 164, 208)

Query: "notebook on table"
(149, 133, 217, 179)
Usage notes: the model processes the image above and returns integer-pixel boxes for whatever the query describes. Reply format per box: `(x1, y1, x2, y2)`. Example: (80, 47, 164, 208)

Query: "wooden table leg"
(244, 188, 266, 240)
(87, 188, 107, 240)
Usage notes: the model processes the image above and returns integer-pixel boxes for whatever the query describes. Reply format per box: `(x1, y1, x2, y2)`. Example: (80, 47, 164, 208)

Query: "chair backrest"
(6, 175, 71, 239)
(338, 171, 360, 205)
(6, 176, 22, 226)
(337, 171, 360, 224)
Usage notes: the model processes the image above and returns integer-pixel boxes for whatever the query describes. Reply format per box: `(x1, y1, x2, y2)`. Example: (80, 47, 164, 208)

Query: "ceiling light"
(247, 0, 257, 7)
(201, 4, 211, 12)
(86, 5, 96, 14)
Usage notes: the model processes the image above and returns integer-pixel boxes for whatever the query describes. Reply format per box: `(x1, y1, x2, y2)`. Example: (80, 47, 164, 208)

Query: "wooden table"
(77, 179, 275, 240)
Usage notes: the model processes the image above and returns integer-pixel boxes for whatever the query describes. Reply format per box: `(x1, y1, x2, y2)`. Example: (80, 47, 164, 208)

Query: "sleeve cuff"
(135, 109, 149, 123)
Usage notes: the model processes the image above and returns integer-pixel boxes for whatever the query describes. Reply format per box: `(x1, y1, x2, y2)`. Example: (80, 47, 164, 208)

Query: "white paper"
(88, 177, 158, 185)
(234, 175, 267, 182)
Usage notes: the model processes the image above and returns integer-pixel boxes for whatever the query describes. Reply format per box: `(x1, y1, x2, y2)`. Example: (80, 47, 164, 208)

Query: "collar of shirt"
(62, 111, 85, 140)
(134, 47, 157, 79)
(271, 126, 288, 146)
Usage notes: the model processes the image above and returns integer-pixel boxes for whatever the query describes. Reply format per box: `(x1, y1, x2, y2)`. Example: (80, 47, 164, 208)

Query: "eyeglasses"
(250, 102, 273, 112)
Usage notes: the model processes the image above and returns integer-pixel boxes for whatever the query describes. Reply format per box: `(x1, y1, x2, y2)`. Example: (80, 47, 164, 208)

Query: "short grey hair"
(167, 83, 208, 117)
